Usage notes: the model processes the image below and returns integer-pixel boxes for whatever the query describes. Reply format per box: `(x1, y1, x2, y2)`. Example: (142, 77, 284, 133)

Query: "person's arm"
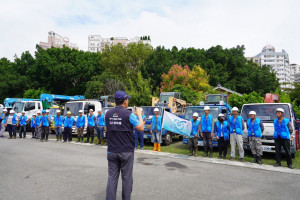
(132, 108, 144, 132)
(195, 123, 200, 137)
(199, 118, 203, 136)
(288, 122, 294, 139)
(94, 116, 97, 127)
(242, 118, 245, 130)
(211, 117, 214, 136)
(260, 120, 264, 133)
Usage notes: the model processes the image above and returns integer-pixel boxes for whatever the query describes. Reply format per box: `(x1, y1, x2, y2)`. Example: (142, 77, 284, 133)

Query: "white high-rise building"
(289, 63, 300, 82)
(255, 44, 291, 89)
(88, 35, 151, 53)
(39, 31, 78, 50)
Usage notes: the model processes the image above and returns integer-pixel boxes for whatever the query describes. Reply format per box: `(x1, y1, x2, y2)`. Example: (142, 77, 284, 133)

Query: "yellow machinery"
(152, 92, 187, 114)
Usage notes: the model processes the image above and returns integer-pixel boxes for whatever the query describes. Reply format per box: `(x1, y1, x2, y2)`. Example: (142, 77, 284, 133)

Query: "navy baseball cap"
(114, 90, 131, 100)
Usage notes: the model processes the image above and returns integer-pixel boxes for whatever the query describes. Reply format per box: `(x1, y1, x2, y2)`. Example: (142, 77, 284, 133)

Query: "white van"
(63, 100, 102, 133)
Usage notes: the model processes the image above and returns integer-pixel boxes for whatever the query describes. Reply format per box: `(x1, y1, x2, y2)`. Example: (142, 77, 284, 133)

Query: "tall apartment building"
(88, 35, 151, 53)
(39, 31, 78, 50)
(289, 63, 300, 82)
(254, 44, 291, 89)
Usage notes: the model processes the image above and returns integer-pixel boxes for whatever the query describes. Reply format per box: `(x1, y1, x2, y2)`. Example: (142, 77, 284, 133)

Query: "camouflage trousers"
(249, 137, 262, 156)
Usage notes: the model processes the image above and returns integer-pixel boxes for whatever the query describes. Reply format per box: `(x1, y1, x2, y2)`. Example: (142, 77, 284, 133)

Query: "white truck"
(241, 103, 299, 158)
(63, 100, 102, 134)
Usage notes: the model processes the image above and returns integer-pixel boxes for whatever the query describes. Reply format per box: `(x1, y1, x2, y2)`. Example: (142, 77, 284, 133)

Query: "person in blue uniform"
(31, 113, 36, 138)
(215, 113, 230, 159)
(76, 110, 85, 143)
(150, 108, 163, 152)
(105, 90, 144, 200)
(6, 110, 18, 139)
(17, 111, 29, 139)
(54, 110, 63, 142)
(0, 109, 8, 138)
(63, 111, 76, 142)
(273, 108, 294, 169)
(200, 106, 214, 158)
(96, 109, 106, 145)
(86, 109, 96, 144)
(189, 112, 200, 157)
(134, 108, 146, 150)
(41, 110, 50, 142)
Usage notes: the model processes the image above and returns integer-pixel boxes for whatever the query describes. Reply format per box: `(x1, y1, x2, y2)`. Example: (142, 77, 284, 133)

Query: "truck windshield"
(13, 102, 25, 113)
(64, 102, 83, 116)
(141, 107, 163, 117)
(185, 107, 219, 120)
(49, 108, 58, 116)
(241, 104, 291, 122)
(160, 95, 171, 103)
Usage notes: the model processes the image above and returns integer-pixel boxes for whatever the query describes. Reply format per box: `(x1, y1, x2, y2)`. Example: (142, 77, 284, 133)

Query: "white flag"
(162, 111, 192, 137)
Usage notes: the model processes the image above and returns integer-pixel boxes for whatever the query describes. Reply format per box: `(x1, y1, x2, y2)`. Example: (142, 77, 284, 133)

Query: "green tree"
(126, 71, 153, 106)
(229, 92, 265, 110)
(23, 88, 50, 99)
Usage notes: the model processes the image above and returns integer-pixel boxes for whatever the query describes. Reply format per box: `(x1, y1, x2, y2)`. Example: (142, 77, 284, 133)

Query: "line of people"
(188, 106, 294, 169)
(0, 108, 107, 145)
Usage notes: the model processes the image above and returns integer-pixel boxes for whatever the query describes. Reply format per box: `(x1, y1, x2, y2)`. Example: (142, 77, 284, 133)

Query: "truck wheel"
(164, 132, 172, 146)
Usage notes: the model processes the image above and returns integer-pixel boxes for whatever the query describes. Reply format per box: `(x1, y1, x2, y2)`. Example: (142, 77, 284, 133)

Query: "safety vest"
(76, 115, 85, 128)
(190, 119, 200, 137)
(35, 115, 42, 126)
(64, 116, 75, 128)
(230, 116, 243, 135)
(88, 115, 95, 126)
(201, 114, 213, 133)
(247, 118, 262, 138)
(31, 118, 36, 128)
(152, 115, 162, 131)
(136, 114, 146, 128)
(9, 114, 18, 125)
(97, 114, 105, 126)
(19, 115, 27, 126)
(42, 116, 49, 127)
(274, 118, 290, 139)
(216, 121, 229, 140)
(54, 115, 63, 126)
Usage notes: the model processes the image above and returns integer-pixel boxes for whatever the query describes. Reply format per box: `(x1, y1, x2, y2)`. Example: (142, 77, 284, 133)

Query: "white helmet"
(140, 108, 143, 112)
(154, 108, 159, 112)
(3, 109, 7, 112)
(98, 109, 102, 112)
(56, 110, 61, 113)
(249, 111, 256, 115)
(32, 113, 36, 116)
(21, 111, 25, 114)
(10, 110, 14, 114)
(46, 110, 50, 113)
(192, 112, 199, 117)
(79, 110, 83, 113)
(218, 113, 224, 117)
(89, 109, 93, 112)
(37, 111, 41, 114)
(276, 108, 284, 113)
(232, 107, 239, 112)
(204, 106, 210, 111)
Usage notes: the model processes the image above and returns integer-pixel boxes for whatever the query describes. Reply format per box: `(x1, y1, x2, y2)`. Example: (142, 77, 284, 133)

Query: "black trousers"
(7, 124, 16, 138)
(106, 152, 134, 200)
(87, 126, 95, 140)
(203, 132, 213, 154)
(274, 137, 292, 165)
(64, 127, 72, 142)
(19, 125, 26, 138)
(41, 126, 49, 140)
(32, 128, 35, 138)
(218, 137, 229, 157)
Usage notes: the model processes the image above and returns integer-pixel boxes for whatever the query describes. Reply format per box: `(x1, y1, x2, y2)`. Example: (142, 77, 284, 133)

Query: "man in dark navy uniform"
(105, 90, 144, 200)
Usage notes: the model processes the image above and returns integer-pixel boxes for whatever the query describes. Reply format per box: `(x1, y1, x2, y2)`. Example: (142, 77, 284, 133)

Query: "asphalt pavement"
(0, 132, 299, 200)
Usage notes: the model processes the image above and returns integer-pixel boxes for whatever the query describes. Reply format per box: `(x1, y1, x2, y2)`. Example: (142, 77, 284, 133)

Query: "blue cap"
(114, 90, 131, 100)
(42, 110, 46, 114)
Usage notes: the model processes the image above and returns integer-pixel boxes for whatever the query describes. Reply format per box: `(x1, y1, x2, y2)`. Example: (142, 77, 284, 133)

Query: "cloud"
(0, 0, 299, 64)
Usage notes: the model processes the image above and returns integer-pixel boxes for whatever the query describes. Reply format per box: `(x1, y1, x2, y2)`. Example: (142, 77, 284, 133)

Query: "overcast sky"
(1, 0, 299, 63)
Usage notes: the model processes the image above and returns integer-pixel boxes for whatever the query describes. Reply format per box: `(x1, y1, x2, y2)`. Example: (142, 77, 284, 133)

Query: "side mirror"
(221, 108, 227, 114)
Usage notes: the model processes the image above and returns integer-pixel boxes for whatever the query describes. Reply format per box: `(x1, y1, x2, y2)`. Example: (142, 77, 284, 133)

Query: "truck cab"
(141, 106, 177, 145)
(182, 105, 231, 147)
(12, 100, 43, 118)
(63, 100, 102, 133)
(241, 103, 299, 158)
